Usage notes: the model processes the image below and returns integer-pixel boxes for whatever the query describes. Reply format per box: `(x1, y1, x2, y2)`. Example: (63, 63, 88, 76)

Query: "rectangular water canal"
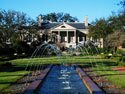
(38, 65, 90, 94)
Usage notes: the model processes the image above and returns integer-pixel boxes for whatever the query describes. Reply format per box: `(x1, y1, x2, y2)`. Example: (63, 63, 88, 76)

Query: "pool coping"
(24, 65, 105, 94)
(24, 65, 52, 94)
(76, 67, 105, 94)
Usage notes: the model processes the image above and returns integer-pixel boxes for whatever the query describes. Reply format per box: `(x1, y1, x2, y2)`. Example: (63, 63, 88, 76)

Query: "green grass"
(0, 84, 9, 91)
(10, 56, 117, 66)
(107, 75, 125, 88)
(0, 55, 119, 91)
(0, 71, 28, 91)
(0, 61, 7, 65)
(92, 66, 125, 88)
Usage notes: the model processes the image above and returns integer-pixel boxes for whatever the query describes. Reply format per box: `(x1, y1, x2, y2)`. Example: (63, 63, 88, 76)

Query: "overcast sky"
(0, 0, 121, 22)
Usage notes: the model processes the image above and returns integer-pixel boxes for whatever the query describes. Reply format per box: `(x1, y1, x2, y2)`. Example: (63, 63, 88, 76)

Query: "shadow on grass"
(0, 74, 26, 77)
(0, 65, 25, 72)
(0, 63, 50, 72)
(78, 61, 118, 68)
(80, 62, 125, 79)
(96, 73, 125, 77)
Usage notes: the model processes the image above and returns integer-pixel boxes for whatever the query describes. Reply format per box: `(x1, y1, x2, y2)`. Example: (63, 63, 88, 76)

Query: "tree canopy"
(89, 0, 125, 52)
(119, 0, 125, 13)
(38, 12, 79, 22)
(0, 9, 37, 49)
(0, 9, 79, 54)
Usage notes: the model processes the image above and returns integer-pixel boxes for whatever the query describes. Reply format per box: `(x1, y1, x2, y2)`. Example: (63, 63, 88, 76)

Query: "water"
(25, 41, 100, 94)
(4, 41, 104, 94)
(38, 65, 90, 94)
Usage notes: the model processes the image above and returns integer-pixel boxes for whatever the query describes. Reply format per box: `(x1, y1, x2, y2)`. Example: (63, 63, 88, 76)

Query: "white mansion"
(38, 16, 103, 48)
(4, 16, 103, 49)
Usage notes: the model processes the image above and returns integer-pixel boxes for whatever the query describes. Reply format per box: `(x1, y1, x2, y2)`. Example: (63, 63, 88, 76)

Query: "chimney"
(84, 16, 88, 27)
(38, 16, 42, 27)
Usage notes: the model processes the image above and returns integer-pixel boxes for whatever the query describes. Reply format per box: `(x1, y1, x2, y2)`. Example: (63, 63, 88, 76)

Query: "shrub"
(116, 49, 125, 55)
(0, 48, 15, 55)
(119, 57, 123, 61)
(118, 56, 125, 62)
(118, 56, 125, 66)
(100, 53, 113, 59)
(12, 40, 30, 54)
(98, 48, 110, 54)
(118, 61, 125, 66)
(122, 56, 125, 62)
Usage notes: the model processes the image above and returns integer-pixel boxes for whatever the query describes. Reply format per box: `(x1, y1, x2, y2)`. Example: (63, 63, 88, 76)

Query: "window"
(61, 36, 67, 42)
(79, 37, 83, 41)
(70, 37, 74, 43)
(61, 25, 66, 28)
(61, 36, 65, 42)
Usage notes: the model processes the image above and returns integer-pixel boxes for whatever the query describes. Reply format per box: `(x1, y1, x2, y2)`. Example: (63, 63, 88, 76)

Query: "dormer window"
(61, 25, 66, 28)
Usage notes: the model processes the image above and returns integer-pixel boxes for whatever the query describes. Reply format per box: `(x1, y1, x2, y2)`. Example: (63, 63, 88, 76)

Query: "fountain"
(2, 41, 106, 94)
(23, 42, 93, 94)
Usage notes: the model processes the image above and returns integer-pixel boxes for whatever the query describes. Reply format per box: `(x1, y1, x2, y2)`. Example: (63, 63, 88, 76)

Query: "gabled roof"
(52, 22, 76, 30)
(41, 22, 89, 29)
(67, 23, 86, 29)
(41, 22, 61, 29)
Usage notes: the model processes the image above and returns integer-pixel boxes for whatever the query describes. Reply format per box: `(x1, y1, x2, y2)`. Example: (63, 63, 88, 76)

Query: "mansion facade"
(5, 17, 103, 48)
(38, 17, 95, 48)
(3, 16, 103, 49)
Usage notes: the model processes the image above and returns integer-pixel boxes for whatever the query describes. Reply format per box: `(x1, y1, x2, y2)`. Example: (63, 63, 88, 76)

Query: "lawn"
(10, 56, 117, 66)
(0, 55, 120, 92)
(92, 66, 125, 88)
(0, 71, 28, 91)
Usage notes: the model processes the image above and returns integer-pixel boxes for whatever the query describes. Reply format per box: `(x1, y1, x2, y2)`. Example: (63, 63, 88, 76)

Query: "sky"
(0, 0, 121, 23)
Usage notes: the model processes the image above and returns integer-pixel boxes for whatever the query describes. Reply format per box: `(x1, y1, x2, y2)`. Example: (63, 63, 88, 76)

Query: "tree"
(13, 39, 30, 54)
(89, 18, 112, 39)
(119, 0, 125, 13)
(108, 14, 125, 32)
(62, 13, 78, 22)
(38, 12, 78, 22)
(105, 31, 125, 53)
(0, 9, 37, 48)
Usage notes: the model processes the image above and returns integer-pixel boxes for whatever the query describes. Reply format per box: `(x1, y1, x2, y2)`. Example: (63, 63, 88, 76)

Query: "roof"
(41, 23, 61, 29)
(67, 23, 85, 29)
(41, 22, 90, 29)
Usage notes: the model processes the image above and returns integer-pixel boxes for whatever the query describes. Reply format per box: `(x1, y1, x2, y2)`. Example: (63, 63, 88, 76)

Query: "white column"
(83, 37, 85, 41)
(74, 30, 76, 43)
(100, 38, 103, 48)
(78, 37, 79, 43)
(67, 31, 68, 43)
(58, 31, 60, 42)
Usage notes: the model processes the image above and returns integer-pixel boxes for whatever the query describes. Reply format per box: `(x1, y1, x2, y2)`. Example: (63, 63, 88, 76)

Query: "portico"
(39, 20, 89, 48)
(51, 30, 78, 47)
(51, 29, 87, 48)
